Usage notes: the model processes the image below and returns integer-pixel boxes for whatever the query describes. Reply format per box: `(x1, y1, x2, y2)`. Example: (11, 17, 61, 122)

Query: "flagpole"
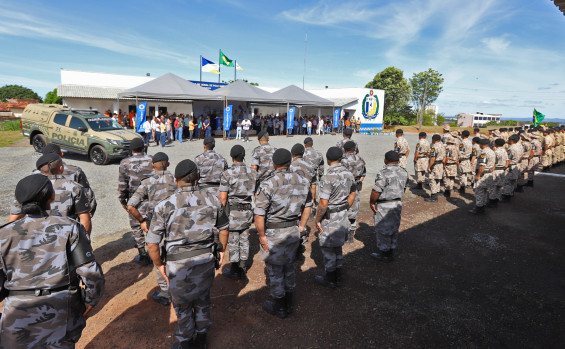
(199, 55, 202, 86)
(218, 49, 221, 84)
(234, 60, 237, 81)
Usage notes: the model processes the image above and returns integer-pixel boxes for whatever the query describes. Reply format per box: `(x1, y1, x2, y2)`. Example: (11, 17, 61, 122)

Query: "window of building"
(53, 114, 68, 126)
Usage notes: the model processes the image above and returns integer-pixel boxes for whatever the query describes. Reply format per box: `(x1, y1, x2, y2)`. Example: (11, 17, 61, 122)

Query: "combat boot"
(314, 270, 337, 288)
(412, 183, 423, 190)
(335, 268, 342, 286)
(528, 180, 534, 187)
(345, 230, 355, 244)
(499, 195, 512, 203)
(222, 262, 242, 280)
(444, 189, 451, 198)
(370, 249, 394, 263)
(171, 340, 194, 349)
(134, 248, 151, 266)
(285, 292, 293, 314)
(486, 199, 498, 207)
(515, 185, 524, 192)
(263, 297, 288, 318)
(424, 193, 438, 202)
(458, 186, 465, 194)
(469, 205, 485, 214)
(152, 290, 171, 306)
(193, 333, 207, 349)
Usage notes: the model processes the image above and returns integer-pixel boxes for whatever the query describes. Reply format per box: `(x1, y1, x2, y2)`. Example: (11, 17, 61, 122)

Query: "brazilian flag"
(533, 109, 545, 127)
(220, 50, 234, 67)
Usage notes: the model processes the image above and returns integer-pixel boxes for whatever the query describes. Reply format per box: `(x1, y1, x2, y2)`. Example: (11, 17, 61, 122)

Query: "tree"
(422, 109, 435, 126)
(436, 112, 446, 126)
(386, 104, 417, 126)
(410, 69, 444, 129)
(44, 88, 63, 104)
(222, 79, 259, 86)
(365, 66, 411, 127)
(0, 84, 42, 102)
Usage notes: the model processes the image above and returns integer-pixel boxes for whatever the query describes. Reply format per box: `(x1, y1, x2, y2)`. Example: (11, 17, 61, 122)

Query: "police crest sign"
(362, 90, 379, 120)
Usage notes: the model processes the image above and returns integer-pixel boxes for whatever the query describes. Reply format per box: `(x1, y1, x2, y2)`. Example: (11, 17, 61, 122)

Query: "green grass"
(0, 130, 24, 147)
(0, 120, 21, 131)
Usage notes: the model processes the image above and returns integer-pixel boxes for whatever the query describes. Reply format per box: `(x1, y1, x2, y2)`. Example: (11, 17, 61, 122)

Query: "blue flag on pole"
(224, 105, 233, 131)
(333, 108, 341, 129)
(136, 101, 147, 133)
(287, 107, 296, 130)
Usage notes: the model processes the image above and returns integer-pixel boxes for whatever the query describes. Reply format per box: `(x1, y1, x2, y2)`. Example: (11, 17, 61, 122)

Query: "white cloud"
(481, 37, 511, 53)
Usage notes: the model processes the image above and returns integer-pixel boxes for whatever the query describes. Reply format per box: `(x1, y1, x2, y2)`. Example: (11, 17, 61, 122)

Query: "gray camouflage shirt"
(290, 157, 316, 184)
(336, 138, 359, 154)
(303, 147, 325, 180)
(372, 164, 408, 201)
(195, 150, 228, 184)
(127, 170, 177, 218)
(341, 153, 366, 180)
(318, 163, 356, 209)
(118, 153, 154, 201)
(219, 162, 257, 230)
(251, 143, 277, 182)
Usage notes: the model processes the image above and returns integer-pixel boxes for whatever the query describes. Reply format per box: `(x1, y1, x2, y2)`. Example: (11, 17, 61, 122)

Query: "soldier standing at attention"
(255, 149, 312, 319)
(9, 154, 92, 234)
(195, 137, 228, 197)
(517, 133, 533, 188)
(489, 138, 508, 207)
(469, 138, 496, 214)
(118, 137, 154, 265)
(314, 147, 356, 288)
(126, 152, 176, 306)
(290, 143, 317, 194)
(528, 130, 542, 186)
(413, 132, 430, 190)
(336, 128, 359, 154)
(303, 137, 325, 198)
(501, 135, 523, 201)
(393, 129, 410, 169)
(470, 137, 481, 179)
(425, 134, 445, 202)
(441, 124, 451, 143)
(251, 130, 277, 187)
(341, 141, 366, 243)
(219, 145, 257, 280)
(0, 174, 105, 348)
(458, 130, 473, 194)
(442, 135, 460, 198)
(369, 151, 408, 263)
(147, 160, 229, 349)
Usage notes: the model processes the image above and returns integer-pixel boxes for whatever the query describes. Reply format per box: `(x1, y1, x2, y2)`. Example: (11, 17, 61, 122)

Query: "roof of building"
(325, 97, 358, 107)
(0, 99, 40, 111)
(118, 73, 220, 100)
(270, 85, 333, 106)
(58, 85, 125, 99)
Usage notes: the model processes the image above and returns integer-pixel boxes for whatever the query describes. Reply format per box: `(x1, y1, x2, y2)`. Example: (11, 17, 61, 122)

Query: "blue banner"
(136, 101, 147, 133)
(287, 107, 296, 130)
(333, 108, 341, 129)
(223, 105, 233, 131)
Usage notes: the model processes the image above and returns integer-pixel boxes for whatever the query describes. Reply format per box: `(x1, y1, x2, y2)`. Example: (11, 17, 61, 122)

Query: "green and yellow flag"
(533, 108, 545, 127)
(220, 50, 234, 67)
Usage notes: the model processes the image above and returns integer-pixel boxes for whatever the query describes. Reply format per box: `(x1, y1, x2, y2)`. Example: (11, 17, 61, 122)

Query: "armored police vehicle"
(21, 104, 143, 165)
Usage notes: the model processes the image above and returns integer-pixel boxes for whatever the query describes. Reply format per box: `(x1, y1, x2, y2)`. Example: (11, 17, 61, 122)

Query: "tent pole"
(218, 49, 221, 84)
(200, 55, 202, 86)
(234, 60, 237, 81)
(286, 102, 289, 138)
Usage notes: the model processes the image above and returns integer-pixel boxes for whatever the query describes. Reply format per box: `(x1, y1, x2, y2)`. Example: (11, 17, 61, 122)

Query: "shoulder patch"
(480, 154, 485, 158)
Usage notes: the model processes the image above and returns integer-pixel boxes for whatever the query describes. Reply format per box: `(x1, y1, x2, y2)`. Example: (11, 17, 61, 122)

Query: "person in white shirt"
(142, 117, 152, 145)
(317, 118, 324, 135)
(236, 119, 242, 140)
(242, 118, 251, 142)
(307, 120, 312, 136)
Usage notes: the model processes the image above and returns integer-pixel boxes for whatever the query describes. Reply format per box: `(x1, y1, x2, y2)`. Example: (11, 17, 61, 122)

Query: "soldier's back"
(256, 169, 311, 222)
(119, 154, 154, 193)
(221, 163, 256, 202)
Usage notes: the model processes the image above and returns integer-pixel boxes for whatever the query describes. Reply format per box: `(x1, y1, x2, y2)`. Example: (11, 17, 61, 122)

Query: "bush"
(0, 120, 20, 131)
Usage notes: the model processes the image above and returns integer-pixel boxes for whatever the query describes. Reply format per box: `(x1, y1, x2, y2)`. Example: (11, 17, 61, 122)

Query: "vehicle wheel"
(90, 145, 109, 165)
(32, 134, 47, 153)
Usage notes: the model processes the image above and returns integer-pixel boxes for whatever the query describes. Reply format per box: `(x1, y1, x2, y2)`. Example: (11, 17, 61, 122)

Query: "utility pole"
(418, 76, 429, 131)
(303, 34, 307, 90)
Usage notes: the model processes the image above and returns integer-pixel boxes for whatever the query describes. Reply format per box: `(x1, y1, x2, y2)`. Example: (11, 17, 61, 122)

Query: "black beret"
(152, 152, 168, 163)
(462, 130, 470, 137)
(15, 174, 52, 205)
(472, 137, 480, 143)
(175, 159, 198, 178)
(304, 137, 313, 145)
(42, 143, 61, 154)
(36, 153, 61, 170)
(230, 145, 245, 158)
(130, 137, 145, 150)
(509, 135, 520, 142)
(258, 130, 268, 140)
(385, 151, 400, 162)
(474, 128, 480, 132)
(203, 136, 215, 145)
(495, 138, 505, 146)
(542, 129, 549, 133)
(291, 143, 305, 156)
(396, 129, 404, 134)
(479, 138, 490, 145)
(418, 132, 427, 137)
(343, 141, 356, 151)
(272, 148, 292, 165)
(326, 146, 343, 161)
(432, 134, 441, 142)
(343, 128, 353, 136)
(499, 128, 505, 132)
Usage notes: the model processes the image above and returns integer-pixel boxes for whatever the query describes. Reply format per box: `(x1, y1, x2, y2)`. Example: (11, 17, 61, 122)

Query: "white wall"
(61, 70, 153, 88)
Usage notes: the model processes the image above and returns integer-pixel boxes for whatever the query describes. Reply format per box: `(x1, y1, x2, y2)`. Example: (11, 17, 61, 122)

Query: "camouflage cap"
(443, 124, 451, 131)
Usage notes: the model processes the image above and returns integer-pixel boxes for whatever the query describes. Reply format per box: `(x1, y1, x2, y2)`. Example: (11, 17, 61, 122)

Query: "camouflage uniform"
(255, 169, 312, 299)
(195, 150, 228, 197)
(10, 175, 91, 219)
(443, 141, 460, 191)
(336, 138, 359, 154)
(529, 136, 542, 179)
(393, 136, 410, 169)
(550, 133, 558, 165)
(372, 164, 408, 251)
(303, 146, 325, 183)
(127, 170, 177, 299)
(474, 148, 496, 207)
(341, 152, 366, 235)
(470, 142, 482, 178)
(251, 143, 277, 185)
(414, 139, 430, 184)
(428, 142, 446, 195)
(458, 138, 473, 188)
(503, 143, 523, 196)
(518, 137, 532, 186)
(317, 163, 356, 272)
(146, 186, 229, 343)
(490, 147, 508, 200)
(0, 215, 104, 348)
(118, 153, 154, 248)
(541, 134, 553, 168)
(219, 162, 256, 266)
(290, 157, 317, 185)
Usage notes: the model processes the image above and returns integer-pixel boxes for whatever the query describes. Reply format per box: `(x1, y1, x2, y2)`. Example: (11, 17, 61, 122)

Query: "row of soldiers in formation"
(0, 128, 409, 349)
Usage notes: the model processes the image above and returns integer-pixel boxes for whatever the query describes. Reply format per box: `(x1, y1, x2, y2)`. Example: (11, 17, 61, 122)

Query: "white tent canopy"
(118, 73, 220, 100)
(271, 85, 334, 106)
(214, 80, 282, 103)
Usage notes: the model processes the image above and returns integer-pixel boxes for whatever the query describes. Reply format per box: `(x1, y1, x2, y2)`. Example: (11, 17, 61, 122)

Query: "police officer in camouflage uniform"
(489, 138, 508, 207)
(118, 137, 154, 265)
(255, 149, 313, 319)
(290, 143, 317, 195)
(303, 137, 325, 194)
(127, 152, 176, 306)
(458, 130, 473, 193)
(425, 135, 445, 202)
(393, 129, 410, 169)
(442, 135, 460, 198)
(469, 138, 496, 214)
(341, 141, 366, 243)
(9, 153, 92, 234)
(0, 174, 105, 348)
(527, 130, 543, 186)
(314, 147, 356, 288)
(219, 145, 257, 280)
(413, 132, 430, 190)
(370, 151, 408, 263)
(501, 135, 523, 201)
(251, 130, 277, 188)
(147, 159, 229, 349)
(195, 137, 228, 197)
(336, 128, 359, 154)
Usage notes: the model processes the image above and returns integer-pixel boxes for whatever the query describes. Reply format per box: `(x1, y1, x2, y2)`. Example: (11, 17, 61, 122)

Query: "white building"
(457, 112, 502, 128)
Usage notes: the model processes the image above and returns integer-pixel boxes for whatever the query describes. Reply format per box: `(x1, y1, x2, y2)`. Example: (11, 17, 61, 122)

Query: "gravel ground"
(0, 132, 419, 240)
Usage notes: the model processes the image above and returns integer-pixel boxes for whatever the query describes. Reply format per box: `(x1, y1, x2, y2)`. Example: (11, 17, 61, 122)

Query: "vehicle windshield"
(86, 117, 123, 131)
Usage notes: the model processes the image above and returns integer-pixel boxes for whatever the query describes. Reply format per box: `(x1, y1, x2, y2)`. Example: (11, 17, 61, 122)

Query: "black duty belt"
(417, 156, 427, 158)
(167, 246, 213, 261)
(327, 203, 349, 214)
(229, 203, 252, 211)
(266, 220, 299, 229)
(495, 166, 506, 170)
(8, 284, 74, 297)
(431, 161, 443, 166)
(398, 153, 406, 156)
(460, 157, 470, 161)
(446, 162, 457, 165)
(200, 183, 220, 189)
(377, 198, 401, 203)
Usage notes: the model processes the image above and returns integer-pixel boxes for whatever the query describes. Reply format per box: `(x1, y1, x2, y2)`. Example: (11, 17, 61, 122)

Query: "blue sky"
(1, 0, 564, 119)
